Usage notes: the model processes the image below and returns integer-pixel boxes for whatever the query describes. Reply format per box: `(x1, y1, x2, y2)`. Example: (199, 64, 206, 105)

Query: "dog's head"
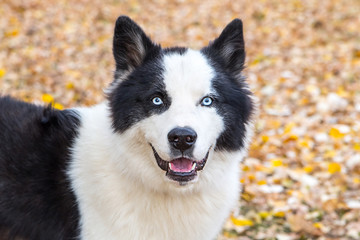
(107, 16, 254, 190)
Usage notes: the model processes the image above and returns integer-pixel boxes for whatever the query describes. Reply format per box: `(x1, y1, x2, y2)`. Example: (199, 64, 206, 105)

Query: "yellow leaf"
(5, 29, 19, 37)
(258, 211, 271, 219)
(257, 180, 267, 185)
(53, 103, 64, 110)
(242, 165, 250, 171)
(284, 134, 298, 142)
(313, 222, 323, 229)
(271, 158, 283, 167)
(248, 174, 256, 182)
(0, 68, 6, 78)
(299, 97, 309, 105)
(336, 87, 349, 98)
(329, 127, 345, 139)
(284, 122, 295, 134)
(42, 94, 54, 104)
(261, 135, 269, 143)
(328, 162, 341, 174)
(298, 139, 310, 148)
(324, 150, 336, 158)
(353, 178, 360, 184)
(241, 191, 255, 202)
(230, 215, 254, 226)
(303, 165, 314, 173)
(65, 82, 75, 89)
(287, 190, 294, 195)
(354, 143, 360, 152)
(273, 211, 285, 218)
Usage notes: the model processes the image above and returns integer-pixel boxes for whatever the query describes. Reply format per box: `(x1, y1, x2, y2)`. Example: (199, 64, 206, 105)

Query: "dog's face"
(107, 16, 254, 190)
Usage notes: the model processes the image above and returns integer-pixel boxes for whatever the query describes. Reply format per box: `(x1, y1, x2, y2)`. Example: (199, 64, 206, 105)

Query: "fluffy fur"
(0, 16, 255, 240)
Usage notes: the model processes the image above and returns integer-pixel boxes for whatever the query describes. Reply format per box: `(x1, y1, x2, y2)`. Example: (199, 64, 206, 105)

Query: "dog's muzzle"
(152, 147, 209, 184)
(151, 127, 209, 185)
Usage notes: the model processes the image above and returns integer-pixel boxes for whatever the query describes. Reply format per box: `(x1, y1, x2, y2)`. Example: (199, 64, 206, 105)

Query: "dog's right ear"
(112, 16, 158, 74)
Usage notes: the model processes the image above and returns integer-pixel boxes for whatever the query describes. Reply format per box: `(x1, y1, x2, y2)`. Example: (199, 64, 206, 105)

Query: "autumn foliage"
(1, 0, 360, 239)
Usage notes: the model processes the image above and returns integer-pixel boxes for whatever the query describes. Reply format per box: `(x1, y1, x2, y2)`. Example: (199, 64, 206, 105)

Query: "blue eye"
(152, 97, 163, 105)
(201, 97, 213, 106)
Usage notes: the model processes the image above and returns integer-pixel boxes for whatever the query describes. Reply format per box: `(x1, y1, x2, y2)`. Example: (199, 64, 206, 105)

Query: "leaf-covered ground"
(1, 0, 359, 239)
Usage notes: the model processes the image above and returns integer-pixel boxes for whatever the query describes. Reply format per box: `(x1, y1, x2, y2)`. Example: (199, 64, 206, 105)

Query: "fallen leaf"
(230, 215, 254, 227)
(328, 162, 341, 174)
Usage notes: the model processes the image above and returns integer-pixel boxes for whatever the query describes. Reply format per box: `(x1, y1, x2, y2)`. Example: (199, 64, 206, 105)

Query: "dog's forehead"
(162, 49, 215, 98)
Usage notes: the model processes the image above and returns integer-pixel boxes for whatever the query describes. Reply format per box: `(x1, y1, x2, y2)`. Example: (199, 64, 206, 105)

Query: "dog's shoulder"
(0, 95, 81, 165)
(0, 96, 81, 239)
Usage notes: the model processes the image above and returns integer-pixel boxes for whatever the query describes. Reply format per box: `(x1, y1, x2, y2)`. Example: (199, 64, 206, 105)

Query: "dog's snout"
(168, 127, 197, 151)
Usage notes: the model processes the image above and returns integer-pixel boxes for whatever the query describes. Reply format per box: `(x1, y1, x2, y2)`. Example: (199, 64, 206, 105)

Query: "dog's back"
(0, 96, 80, 239)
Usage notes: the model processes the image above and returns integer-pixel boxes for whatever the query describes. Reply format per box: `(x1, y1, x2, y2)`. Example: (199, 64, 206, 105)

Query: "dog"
(0, 16, 255, 240)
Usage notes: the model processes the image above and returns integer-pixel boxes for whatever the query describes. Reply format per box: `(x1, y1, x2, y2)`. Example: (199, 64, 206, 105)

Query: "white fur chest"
(68, 104, 243, 240)
(77, 183, 239, 240)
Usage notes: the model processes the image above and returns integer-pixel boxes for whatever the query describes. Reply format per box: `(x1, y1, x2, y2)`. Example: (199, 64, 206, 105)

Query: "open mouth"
(151, 146, 209, 184)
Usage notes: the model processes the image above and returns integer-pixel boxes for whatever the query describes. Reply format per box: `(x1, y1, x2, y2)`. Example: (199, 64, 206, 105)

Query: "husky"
(0, 16, 255, 240)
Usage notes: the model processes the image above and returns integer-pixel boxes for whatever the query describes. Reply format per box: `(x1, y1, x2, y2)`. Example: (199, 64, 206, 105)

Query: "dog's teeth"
(168, 162, 172, 170)
(191, 162, 196, 171)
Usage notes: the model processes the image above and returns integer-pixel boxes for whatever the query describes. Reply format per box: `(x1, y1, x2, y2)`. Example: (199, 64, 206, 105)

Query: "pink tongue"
(170, 158, 193, 172)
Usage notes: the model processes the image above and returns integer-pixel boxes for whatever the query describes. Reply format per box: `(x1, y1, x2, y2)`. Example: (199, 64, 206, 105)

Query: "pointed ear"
(112, 16, 158, 73)
(204, 19, 245, 76)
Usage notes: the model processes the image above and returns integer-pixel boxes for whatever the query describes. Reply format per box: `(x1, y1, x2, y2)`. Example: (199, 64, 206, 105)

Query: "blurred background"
(0, 0, 359, 239)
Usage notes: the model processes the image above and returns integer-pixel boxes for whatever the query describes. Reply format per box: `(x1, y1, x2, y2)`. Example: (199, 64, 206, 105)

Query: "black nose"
(168, 127, 197, 152)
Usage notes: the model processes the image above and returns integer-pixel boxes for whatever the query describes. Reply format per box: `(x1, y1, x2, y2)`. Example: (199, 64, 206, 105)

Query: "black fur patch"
(201, 19, 254, 151)
(109, 56, 172, 133)
(109, 46, 191, 133)
(109, 17, 174, 133)
(0, 96, 81, 240)
(209, 70, 253, 151)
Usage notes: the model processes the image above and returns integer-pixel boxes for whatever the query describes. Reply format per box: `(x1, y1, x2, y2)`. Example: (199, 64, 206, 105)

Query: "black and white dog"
(0, 16, 254, 240)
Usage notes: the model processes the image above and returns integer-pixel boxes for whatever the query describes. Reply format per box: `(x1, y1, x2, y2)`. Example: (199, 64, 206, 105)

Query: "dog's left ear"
(203, 19, 245, 77)
(112, 16, 159, 74)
